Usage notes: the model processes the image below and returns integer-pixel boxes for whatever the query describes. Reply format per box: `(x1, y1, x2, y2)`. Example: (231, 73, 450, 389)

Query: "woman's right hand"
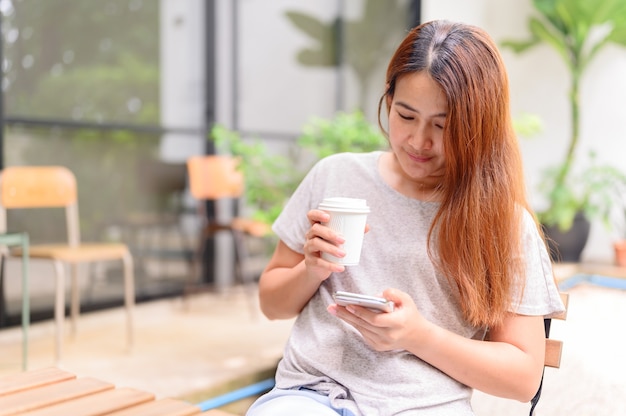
(303, 209, 347, 280)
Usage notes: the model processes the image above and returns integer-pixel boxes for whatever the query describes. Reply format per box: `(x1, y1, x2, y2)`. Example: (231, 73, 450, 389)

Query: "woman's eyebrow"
(395, 101, 446, 118)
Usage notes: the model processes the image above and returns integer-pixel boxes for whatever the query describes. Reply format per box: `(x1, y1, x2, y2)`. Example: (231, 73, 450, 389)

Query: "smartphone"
(333, 291, 395, 313)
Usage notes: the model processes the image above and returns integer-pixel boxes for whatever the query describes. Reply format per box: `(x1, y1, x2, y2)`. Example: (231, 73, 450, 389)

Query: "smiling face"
(385, 71, 448, 197)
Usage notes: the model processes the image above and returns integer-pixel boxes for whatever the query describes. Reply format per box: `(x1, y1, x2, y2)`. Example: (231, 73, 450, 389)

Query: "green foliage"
(538, 152, 626, 231)
(297, 111, 388, 159)
(211, 125, 302, 226)
(503, 0, 626, 231)
(209, 111, 387, 225)
(513, 113, 544, 138)
(285, 0, 407, 111)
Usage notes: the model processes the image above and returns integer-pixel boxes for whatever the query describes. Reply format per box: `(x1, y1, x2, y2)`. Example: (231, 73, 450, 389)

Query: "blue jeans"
(246, 388, 356, 416)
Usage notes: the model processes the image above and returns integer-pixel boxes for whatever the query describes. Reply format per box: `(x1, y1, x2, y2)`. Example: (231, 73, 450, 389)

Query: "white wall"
(159, 0, 206, 161)
(422, 0, 626, 262)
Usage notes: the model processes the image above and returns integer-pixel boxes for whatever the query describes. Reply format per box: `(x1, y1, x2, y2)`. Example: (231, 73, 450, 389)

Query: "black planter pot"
(542, 212, 591, 263)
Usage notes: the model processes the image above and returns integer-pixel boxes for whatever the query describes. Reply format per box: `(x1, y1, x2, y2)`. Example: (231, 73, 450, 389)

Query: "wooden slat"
(22, 388, 154, 416)
(15, 243, 129, 262)
(204, 411, 239, 416)
(545, 339, 563, 368)
(0, 378, 113, 416)
(105, 398, 201, 416)
(0, 368, 75, 397)
(552, 292, 569, 321)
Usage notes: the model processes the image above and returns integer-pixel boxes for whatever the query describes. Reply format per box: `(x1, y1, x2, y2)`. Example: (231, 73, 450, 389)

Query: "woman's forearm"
(406, 315, 545, 402)
(259, 260, 323, 320)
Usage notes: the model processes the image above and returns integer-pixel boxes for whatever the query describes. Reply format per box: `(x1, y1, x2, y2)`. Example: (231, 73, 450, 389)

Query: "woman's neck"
(379, 152, 444, 202)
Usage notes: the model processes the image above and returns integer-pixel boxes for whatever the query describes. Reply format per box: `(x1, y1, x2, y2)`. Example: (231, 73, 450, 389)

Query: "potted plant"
(209, 111, 387, 227)
(503, 0, 626, 261)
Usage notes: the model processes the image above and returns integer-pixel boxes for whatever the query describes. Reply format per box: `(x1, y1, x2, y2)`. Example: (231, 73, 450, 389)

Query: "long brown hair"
(378, 20, 536, 328)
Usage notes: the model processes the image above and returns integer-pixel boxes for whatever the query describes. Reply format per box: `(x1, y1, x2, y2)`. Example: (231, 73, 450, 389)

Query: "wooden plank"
(22, 388, 154, 416)
(105, 398, 201, 416)
(0, 378, 113, 416)
(0, 368, 75, 397)
(545, 339, 563, 368)
(204, 411, 238, 416)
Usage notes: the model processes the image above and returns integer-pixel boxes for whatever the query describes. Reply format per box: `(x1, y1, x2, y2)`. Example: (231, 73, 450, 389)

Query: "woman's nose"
(409, 125, 432, 150)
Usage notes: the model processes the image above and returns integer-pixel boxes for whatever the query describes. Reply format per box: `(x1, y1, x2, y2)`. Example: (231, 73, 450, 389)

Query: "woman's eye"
(398, 113, 413, 120)
(435, 124, 444, 129)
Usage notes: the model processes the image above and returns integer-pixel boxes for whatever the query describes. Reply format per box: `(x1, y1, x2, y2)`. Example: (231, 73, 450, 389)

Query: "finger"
(306, 223, 344, 245)
(307, 209, 330, 226)
(333, 307, 390, 348)
(304, 234, 346, 259)
(336, 304, 380, 329)
(382, 288, 406, 307)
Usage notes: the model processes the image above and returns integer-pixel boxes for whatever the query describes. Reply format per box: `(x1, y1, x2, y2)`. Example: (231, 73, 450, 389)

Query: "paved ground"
(1, 283, 625, 415)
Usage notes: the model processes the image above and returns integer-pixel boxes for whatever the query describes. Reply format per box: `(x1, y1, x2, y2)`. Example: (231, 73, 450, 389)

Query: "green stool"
(0, 232, 29, 370)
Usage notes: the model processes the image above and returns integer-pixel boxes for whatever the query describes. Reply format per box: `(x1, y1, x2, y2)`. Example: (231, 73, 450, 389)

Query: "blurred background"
(1, 0, 625, 332)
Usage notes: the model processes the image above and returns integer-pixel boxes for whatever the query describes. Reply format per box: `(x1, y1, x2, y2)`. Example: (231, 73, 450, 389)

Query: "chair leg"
(0, 255, 5, 328)
(231, 230, 258, 320)
(70, 264, 80, 338)
(20, 234, 30, 371)
(123, 252, 135, 353)
(231, 230, 245, 286)
(53, 260, 66, 365)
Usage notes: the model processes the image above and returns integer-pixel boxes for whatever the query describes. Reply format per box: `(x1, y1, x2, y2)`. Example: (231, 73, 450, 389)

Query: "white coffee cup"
(318, 197, 370, 266)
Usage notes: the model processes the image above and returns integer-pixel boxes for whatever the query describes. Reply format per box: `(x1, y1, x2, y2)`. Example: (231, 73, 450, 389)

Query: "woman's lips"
(407, 152, 431, 163)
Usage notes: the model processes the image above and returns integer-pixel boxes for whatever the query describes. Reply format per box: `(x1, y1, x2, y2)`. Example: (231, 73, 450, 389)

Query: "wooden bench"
(0, 367, 202, 416)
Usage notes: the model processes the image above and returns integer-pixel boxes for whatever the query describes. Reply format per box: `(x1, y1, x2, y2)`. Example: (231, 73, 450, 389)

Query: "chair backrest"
(544, 292, 568, 368)
(0, 166, 80, 246)
(530, 291, 569, 415)
(187, 155, 244, 200)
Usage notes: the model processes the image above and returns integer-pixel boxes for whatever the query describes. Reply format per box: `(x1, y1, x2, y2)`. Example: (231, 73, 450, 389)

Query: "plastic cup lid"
(318, 197, 370, 213)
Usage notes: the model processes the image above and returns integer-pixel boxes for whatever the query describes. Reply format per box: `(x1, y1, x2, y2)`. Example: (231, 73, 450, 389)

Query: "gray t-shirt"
(272, 151, 564, 415)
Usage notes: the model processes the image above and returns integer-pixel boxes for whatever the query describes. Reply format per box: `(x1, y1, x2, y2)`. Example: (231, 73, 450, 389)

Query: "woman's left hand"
(328, 288, 431, 352)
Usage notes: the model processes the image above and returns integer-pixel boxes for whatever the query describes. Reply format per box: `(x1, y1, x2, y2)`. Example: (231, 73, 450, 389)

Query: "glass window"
(2, 0, 159, 124)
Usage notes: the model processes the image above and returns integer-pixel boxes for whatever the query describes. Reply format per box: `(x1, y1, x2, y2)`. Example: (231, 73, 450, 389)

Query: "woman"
(247, 20, 564, 415)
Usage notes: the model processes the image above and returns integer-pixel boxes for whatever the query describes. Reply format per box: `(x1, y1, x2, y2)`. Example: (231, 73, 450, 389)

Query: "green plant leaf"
(284, 11, 337, 67)
(528, 17, 571, 67)
(500, 38, 541, 53)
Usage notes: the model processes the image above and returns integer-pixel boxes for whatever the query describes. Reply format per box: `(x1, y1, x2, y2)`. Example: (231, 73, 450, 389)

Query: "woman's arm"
(329, 289, 546, 402)
(259, 209, 348, 320)
(415, 311, 545, 401)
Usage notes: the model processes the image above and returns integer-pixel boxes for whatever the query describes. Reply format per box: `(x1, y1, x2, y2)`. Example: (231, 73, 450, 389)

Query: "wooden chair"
(530, 291, 569, 415)
(185, 155, 269, 295)
(0, 166, 134, 364)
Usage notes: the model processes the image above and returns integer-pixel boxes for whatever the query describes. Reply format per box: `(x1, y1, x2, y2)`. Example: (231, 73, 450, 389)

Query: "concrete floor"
(1, 283, 625, 415)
